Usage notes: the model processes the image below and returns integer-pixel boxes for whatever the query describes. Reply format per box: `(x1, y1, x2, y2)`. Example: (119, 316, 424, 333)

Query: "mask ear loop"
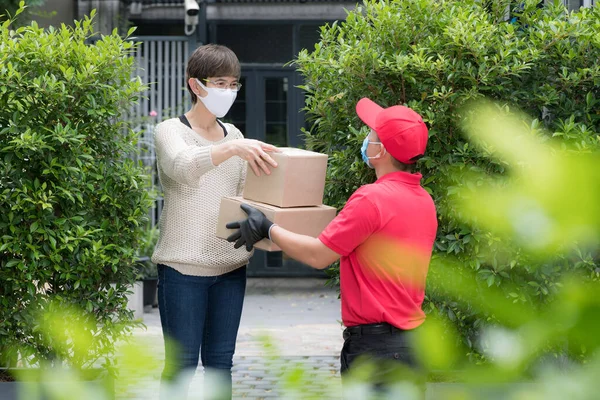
(194, 78, 208, 99)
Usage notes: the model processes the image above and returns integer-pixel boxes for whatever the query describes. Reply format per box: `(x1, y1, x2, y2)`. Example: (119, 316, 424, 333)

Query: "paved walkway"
(118, 278, 527, 400)
(122, 278, 344, 399)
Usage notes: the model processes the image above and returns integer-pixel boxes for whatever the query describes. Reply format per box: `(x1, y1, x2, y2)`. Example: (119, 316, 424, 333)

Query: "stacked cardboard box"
(216, 148, 337, 251)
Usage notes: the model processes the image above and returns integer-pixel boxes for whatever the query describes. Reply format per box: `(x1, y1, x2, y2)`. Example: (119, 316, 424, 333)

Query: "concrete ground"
(122, 278, 345, 399)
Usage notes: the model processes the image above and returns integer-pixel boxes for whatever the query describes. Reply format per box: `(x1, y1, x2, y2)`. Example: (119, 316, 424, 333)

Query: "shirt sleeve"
(318, 188, 381, 256)
(154, 122, 217, 187)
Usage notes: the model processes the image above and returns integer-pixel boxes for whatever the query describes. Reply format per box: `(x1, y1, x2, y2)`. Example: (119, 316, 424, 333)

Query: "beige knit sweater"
(151, 117, 252, 276)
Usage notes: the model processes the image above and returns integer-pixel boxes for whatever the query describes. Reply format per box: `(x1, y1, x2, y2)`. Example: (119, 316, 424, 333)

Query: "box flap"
(228, 196, 335, 212)
(274, 147, 328, 159)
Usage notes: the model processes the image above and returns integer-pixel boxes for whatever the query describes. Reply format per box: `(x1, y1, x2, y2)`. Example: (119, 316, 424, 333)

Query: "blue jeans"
(157, 264, 247, 400)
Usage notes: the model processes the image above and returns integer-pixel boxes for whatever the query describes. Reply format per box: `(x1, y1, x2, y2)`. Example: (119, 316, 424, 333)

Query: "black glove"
(226, 204, 274, 251)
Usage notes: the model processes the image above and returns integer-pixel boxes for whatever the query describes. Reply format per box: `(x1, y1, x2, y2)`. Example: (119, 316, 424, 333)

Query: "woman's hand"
(211, 139, 280, 175)
(230, 139, 280, 176)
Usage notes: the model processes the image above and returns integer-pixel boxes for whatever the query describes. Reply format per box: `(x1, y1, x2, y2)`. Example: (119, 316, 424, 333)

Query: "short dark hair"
(390, 155, 414, 173)
(186, 44, 241, 104)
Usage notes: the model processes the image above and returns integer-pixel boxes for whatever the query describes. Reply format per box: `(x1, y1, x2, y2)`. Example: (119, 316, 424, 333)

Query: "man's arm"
(269, 226, 340, 270)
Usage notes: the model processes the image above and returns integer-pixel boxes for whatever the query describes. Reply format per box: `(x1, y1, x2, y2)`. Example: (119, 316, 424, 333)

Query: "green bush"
(135, 227, 159, 279)
(295, 0, 600, 359)
(0, 8, 152, 368)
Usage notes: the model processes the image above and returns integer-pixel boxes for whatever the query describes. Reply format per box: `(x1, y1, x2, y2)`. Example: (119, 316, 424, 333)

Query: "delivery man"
(226, 98, 438, 384)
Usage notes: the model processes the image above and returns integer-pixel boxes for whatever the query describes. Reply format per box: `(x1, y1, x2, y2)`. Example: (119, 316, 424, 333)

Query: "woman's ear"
(189, 78, 207, 98)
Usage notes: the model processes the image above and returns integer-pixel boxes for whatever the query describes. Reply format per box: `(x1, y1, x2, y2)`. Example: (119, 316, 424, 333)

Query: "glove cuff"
(267, 223, 278, 242)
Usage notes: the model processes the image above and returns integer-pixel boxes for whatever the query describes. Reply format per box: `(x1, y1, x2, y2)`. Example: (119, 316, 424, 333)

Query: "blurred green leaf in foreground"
(457, 100, 600, 256)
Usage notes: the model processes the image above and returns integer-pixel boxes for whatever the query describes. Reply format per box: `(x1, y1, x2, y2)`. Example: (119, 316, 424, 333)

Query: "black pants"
(340, 323, 424, 397)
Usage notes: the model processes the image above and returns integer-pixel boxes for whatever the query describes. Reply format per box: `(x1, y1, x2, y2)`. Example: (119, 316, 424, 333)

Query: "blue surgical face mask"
(361, 137, 372, 168)
(361, 137, 385, 169)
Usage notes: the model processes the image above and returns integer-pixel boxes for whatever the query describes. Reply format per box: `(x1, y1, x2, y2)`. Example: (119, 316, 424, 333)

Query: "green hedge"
(0, 10, 152, 368)
(295, 0, 600, 359)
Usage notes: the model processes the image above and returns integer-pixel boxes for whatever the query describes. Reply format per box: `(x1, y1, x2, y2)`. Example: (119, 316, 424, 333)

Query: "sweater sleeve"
(154, 122, 216, 187)
(225, 123, 247, 196)
(237, 160, 248, 196)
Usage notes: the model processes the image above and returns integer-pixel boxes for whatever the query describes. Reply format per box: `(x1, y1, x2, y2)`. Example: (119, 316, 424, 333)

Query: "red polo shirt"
(319, 171, 437, 329)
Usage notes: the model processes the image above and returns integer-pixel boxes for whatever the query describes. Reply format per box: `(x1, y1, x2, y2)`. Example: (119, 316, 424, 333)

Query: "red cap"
(356, 98, 428, 164)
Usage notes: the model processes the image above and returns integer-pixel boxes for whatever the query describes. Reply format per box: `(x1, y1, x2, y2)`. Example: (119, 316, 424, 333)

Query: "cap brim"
(356, 98, 383, 131)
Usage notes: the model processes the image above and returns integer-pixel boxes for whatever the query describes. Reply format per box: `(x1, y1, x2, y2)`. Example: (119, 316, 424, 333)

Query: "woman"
(151, 44, 278, 399)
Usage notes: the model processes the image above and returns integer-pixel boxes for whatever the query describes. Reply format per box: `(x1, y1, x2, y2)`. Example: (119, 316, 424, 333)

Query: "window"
(265, 77, 288, 147)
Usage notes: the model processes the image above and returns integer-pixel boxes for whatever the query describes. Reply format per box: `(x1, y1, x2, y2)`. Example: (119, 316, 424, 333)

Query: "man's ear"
(378, 145, 388, 159)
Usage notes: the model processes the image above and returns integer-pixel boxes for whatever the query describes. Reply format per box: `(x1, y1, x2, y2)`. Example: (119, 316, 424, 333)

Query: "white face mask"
(195, 79, 237, 118)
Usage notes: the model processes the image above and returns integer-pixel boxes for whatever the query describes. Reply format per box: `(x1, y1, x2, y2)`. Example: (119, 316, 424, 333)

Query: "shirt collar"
(376, 171, 422, 186)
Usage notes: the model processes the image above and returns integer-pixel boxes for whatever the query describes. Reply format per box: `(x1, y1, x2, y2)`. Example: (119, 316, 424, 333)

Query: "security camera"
(184, 0, 199, 16)
(184, 0, 199, 36)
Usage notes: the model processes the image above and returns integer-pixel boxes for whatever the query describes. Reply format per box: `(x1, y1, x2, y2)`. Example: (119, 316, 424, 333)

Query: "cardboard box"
(216, 197, 337, 252)
(242, 147, 328, 207)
